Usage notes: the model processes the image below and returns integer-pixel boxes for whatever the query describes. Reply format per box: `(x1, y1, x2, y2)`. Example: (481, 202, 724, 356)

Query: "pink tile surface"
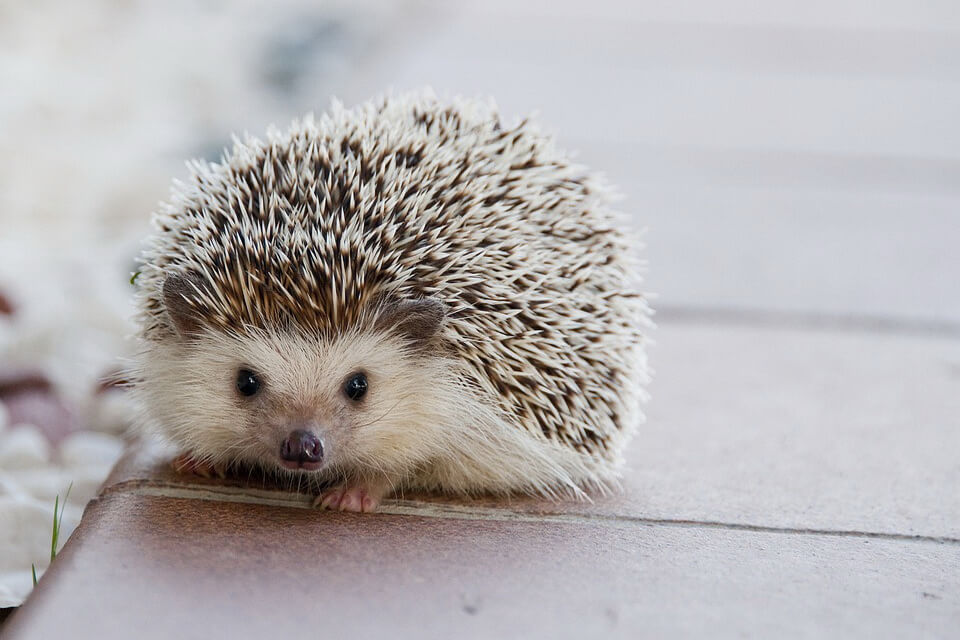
(5, 491, 957, 639)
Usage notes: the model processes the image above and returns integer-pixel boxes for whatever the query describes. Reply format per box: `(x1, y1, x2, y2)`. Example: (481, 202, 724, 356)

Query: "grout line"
(655, 305, 960, 338)
(118, 482, 960, 546)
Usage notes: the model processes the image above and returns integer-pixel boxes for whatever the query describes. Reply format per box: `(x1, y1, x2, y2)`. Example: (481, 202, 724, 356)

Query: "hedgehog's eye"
(236, 369, 261, 397)
(344, 372, 368, 401)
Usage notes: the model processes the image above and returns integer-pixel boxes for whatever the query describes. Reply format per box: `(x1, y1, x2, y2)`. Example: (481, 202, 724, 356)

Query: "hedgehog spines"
(135, 91, 650, 482)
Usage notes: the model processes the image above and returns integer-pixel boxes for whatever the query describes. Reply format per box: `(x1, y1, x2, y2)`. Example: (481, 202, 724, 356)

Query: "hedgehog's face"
(143, 282, 452, 482)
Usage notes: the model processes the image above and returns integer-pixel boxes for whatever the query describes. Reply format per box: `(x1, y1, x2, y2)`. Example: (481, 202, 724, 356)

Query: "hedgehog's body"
(133, 93, 650, 511)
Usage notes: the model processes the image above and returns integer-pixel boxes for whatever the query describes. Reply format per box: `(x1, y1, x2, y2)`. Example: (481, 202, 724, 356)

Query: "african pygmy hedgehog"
(132, 92, 651, 512)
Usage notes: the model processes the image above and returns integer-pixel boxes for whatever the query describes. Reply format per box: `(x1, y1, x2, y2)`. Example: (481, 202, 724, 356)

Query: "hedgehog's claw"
(171, 453, 227, 479)
(313, 485, 381, 513)
(314, 486, 345, 510)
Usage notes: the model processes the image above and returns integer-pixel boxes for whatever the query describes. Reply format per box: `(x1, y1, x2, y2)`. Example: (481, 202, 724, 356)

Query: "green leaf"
(50, 483, 73, 561)
(49, 494, 59, 563)
(33, 483, 74, 589)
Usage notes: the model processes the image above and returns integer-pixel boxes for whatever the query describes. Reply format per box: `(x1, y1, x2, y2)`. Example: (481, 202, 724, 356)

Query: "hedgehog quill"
(132, 93, 651, 512)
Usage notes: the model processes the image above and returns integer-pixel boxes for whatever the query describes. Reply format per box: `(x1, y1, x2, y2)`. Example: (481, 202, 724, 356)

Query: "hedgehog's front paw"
(171, 453, 227, 479)
(314, 485, 383, 513)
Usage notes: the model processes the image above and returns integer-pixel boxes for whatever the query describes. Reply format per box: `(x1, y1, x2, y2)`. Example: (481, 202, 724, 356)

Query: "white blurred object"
(0, 426, 121, 608)
(83, 390, 135, 436)
(0, 493, 82, 608)
(59, 431, 125, 468)
(0, 425, 51, 470)
(0, 497, 58, 608)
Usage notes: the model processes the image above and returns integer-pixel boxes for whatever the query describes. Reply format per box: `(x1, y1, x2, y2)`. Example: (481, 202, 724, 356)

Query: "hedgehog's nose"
(281, 429, 324, 466)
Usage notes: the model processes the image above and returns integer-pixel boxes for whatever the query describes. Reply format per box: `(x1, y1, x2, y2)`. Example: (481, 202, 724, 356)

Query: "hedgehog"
(131, 92, 651, 512)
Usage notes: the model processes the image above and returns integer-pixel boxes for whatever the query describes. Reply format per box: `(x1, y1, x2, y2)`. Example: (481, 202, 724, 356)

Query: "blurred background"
(1, 0, 958, 609)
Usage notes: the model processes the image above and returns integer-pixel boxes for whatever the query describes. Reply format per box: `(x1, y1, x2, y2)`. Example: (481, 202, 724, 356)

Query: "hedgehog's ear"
(162, 273, 207, 338)
(374, 296, 447, 349)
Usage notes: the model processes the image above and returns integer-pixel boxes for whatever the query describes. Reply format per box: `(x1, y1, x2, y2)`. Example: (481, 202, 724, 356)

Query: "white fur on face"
(134, 325, 621, 498)
(135, 328, 442, 476)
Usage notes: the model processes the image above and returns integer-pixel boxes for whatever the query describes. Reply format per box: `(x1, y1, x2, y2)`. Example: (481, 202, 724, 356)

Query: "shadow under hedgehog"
(131, 91, 651, 513)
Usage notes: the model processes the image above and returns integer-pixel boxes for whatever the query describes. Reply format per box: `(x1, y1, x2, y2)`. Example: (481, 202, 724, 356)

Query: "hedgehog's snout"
(280, 429, 324, 471)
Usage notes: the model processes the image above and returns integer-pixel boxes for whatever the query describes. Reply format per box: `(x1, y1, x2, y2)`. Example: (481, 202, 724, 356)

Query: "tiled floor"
(3, 436, 959, 638)
(4, 1, 959, 637)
